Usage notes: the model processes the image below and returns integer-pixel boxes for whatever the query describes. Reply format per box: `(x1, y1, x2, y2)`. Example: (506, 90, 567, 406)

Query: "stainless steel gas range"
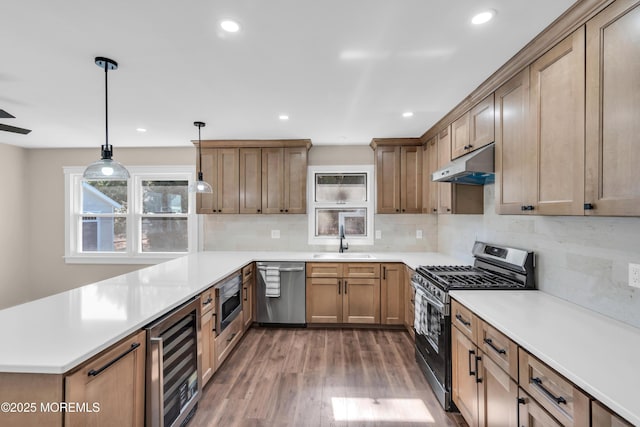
(411, 241, 535, 411)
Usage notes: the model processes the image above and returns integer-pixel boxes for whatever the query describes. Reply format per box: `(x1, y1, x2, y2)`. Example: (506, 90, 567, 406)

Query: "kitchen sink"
(312, 253, 376, 260)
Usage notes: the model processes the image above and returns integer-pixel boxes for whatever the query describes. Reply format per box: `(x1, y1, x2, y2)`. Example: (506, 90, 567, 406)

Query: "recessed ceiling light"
(220, 20, 240, 33)
(471, 10, 495, 25)
(136, 128, 147, 133)
(279, 114, 289, 121)
(402, 112, 414, 118)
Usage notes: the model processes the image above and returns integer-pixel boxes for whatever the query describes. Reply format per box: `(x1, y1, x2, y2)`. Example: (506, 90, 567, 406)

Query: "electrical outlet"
(375, 230, 382, 239)
(416, 230, 423, 239)
(271, 229, 280, 239)
(629, 263, 640, 288)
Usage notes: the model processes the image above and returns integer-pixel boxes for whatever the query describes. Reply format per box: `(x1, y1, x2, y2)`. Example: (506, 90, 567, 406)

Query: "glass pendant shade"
(83, 145, 130, 179)
(189, 171, 213, 193)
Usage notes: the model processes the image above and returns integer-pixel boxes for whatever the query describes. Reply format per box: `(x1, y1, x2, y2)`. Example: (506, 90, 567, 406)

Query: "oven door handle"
(420, 292, 445, 311)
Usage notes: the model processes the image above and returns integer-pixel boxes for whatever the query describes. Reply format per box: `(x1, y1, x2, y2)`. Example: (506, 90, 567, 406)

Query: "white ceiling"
(1, 0, 576, 149)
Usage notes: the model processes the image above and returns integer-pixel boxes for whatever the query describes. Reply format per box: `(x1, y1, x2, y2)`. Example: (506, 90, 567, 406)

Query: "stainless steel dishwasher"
(256, 262, 306, 325)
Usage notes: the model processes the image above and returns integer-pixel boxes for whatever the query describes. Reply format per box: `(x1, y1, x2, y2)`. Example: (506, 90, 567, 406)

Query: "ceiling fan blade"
(0, 123, 32, 134)
(0, 109, 16, 119)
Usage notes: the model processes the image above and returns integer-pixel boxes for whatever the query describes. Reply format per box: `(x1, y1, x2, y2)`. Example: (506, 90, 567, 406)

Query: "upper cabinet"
(585, 0, 640, 216)
(424, 136, 439, 214)
(495, 68, 532, 215)
(198, 148, 240, 214)
(437, 127, 453, 214)
(262, 146, 308, 214)
(371, 139, 423, 214)
(196, 140, 311, 215)
(451, 94, 495, 160)
(530, 27, 586, 216)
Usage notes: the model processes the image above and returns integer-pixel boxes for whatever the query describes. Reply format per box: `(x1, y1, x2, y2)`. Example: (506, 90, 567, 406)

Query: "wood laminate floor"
(191, 328, 467, 427)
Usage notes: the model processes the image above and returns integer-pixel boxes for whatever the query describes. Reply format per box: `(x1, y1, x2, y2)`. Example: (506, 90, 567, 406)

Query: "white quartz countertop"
(449, 290, 640, 426)
(0, 251, 460, 374)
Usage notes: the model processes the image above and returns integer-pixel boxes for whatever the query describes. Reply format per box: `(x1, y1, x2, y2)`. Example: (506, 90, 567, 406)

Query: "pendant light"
(188, 121, 213, 193)
(83, 57, 130, 180)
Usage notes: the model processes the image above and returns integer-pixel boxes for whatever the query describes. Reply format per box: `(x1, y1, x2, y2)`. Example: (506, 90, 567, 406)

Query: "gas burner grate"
(415, 265, 524, 290)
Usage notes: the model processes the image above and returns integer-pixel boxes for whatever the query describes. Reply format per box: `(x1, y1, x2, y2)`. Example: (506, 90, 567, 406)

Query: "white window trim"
(307, 165, 374, 246)
(64, 165, 198, 264)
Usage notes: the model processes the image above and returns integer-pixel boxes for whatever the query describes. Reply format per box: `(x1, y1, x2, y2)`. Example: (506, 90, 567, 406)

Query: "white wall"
(0, 144, 30, 309)
(438, 184, 640, 328)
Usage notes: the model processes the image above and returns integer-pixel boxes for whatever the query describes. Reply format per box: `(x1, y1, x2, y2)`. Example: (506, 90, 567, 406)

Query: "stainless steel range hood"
(432, 143, 495, 185)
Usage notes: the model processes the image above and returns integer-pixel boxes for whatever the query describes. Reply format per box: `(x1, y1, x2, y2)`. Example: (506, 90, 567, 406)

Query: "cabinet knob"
(285, 209, 289, 213)
(402, 209, 405, 212)
(584, 203, 594, 210)
(446, 208, 451, 212)
(432, 208, 437, 213)
(396, 209, 400, 212)
(280, 209, 283, 212)
(257, 209, 261, 213)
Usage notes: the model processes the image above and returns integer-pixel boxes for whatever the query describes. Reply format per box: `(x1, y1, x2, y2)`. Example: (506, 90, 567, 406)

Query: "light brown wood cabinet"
(452, 325, 480, 427)
(437, 127, 453, 214)
(519, 389, 563, 427)
(214, 308, 243, 369)
(262, 146, 307, 214)
(495, 67, 532, 215)
(197, 147, 240, 214)
(239, 148, 262, 214)
(380, 263, 404, 325)
(404, 266, 415, 338)
(477, 351, 518, 427)
(592, 401, 634, 427)
(64, 330, 146, 427)
(451, 94, 495, 160)
(199, 285, 216, 386)
(306, 262, 380, 324)
(242, 263, 255, 332)
(424, 136, 439, 214)
(530, 27, 586, 215)
(372, 139, 423, 214)
(585, 0, 640, 216)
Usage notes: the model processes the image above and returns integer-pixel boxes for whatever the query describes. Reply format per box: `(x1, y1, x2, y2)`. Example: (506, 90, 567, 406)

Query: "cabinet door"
(283, 146, 307, 214)
(451, 326, 479, 427)
(242, 270, 254, 332)
(426, 136, 439, 214)
(421, 143, 430, 213)
(197, 148, 217, 213)
(376, 146, 401, 213)
(477, 352, 518, 427)
(65, 331, 146, 427)
(437, 127, 453, 214)
(495, 67, 533, 214)
(400, 146, 423, 213)
(381, 263, 404, 325)
(239, 148, 262, 214)
(530, 27, 585, 215)
(262, 147, 284, 213)
(306, 277, 342, 323)
(469, 94, 495, 153)
(342, 278, 380, 324)
(452, 112, 471, 159)
(519, 389, 563, 427)
(217, 148, 240, 213)
(201, 310, 215, 386)
(585, 0, 640, 216)
(214, 312, 243, 369)
(592, 401, 634, 427)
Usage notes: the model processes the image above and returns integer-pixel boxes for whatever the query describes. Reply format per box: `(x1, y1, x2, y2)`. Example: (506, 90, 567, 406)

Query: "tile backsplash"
(438, 184, 640, 328)
(203, 213, 437, 252)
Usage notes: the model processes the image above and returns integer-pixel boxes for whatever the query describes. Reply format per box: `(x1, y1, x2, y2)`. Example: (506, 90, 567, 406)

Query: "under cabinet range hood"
(432, 143, 495, 185)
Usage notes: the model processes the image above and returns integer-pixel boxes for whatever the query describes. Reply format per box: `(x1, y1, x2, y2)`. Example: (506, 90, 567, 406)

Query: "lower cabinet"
(214, 311, 244, 369)
(306, 262, 381, 324)
(380, 263, 404, 325)
(64, 330, 146, 427)
(452, 326, 480, 427)
(242, 263, 255, 332)
(519, 389, 563, 427)
(592, 401, 634, 427)
(200, 309, 216, 386)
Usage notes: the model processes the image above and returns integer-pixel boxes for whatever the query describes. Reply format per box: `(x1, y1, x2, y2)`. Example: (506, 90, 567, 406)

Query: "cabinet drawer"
(519, 388, 563, 427)
(451, 299, 478, 342)
(518, 349, 590, 426)
(200, 286, 215, 314)
(242, 263, 254, 281)
(306, 262, 343, 278)
(344, 263, 380, 278)
(215, 312, 243, 369)
(592, 401, 633, 427)
(478, 320, 518, 381)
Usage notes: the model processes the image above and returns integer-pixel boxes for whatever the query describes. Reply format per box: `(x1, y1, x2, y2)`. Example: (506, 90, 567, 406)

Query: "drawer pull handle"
(484, 338, 507, 355)
(243, 286, 248, 301)
(344, 280, 348, 294)
(468, 349, 476, 377)
(475, 355, 482, 383)
(202, 296, 212, 305)
(456, 314, 471, 327)
(531, 377, 567, 405)
(227, 332, 237, 343)
(88, 342, 141, 377)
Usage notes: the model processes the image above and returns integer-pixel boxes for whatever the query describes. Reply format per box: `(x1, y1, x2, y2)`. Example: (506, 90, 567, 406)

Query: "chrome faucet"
(339, 225, 349, 253)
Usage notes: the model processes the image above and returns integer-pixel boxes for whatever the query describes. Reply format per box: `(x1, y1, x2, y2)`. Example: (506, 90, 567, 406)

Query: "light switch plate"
(629, 263, 640, 288)
(375, 230, 382, 239)
(416, 230, 423, 239)
(271, 230, 280, 239)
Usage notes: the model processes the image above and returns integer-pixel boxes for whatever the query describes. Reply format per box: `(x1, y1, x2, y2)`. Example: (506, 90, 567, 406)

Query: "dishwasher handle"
(257, 266, 304, 272)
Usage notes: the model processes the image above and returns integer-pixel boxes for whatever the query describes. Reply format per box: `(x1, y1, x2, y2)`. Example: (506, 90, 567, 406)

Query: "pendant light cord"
(104, 63, 110, 151)
(198, 124, 202, 173)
